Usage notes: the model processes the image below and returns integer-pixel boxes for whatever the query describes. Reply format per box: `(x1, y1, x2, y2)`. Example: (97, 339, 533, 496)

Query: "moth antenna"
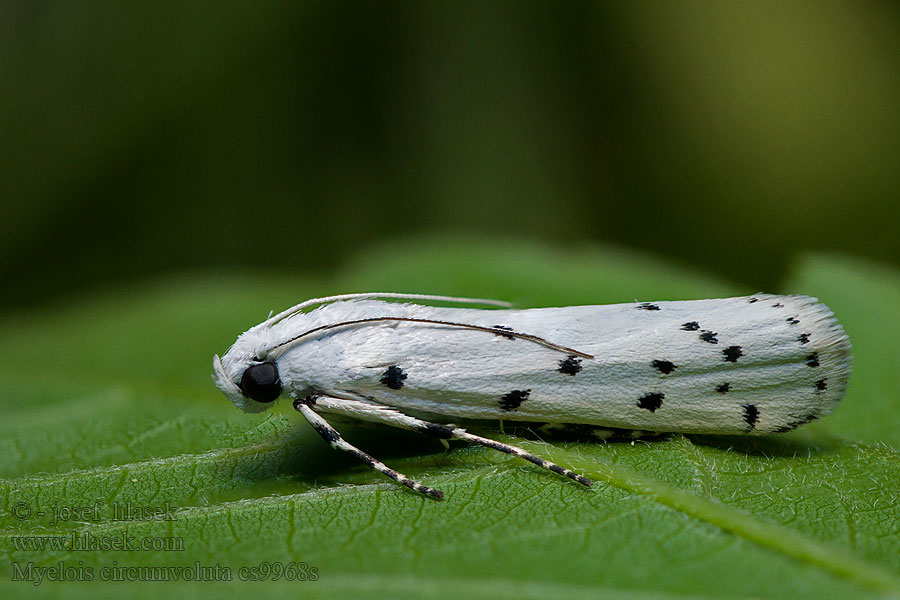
(268, 316, 594, 359)
(262, 292, 512, 328)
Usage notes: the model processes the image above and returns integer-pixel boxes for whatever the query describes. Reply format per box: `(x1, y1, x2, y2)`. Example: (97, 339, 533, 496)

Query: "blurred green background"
(1, 0, 899, 310)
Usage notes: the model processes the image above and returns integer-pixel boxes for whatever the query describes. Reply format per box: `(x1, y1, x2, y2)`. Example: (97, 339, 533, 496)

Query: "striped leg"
(297, 395, 593, 496)
(450, 429, 592, 487)
(294, 400, 444, 499)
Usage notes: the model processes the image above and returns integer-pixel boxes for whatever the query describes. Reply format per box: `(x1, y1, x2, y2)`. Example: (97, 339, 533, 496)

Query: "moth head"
(213, 329, 284, 413)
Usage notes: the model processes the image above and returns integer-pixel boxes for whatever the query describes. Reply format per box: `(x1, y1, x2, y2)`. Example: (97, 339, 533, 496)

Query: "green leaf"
(2, 238, 899, 599)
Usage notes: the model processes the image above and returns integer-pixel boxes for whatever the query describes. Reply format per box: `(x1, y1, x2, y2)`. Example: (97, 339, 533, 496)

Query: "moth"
(213, 292, 852, 499)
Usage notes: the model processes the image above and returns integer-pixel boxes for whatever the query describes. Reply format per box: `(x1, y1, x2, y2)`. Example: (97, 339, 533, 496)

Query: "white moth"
(213, 292, 852, 499)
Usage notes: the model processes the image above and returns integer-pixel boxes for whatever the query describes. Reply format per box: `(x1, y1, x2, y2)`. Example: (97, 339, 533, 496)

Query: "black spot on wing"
(499, 389, 531, 411)
(742, 404, 760, 430)
(723, 346, 743, 362)
(806, 353, 820, 367)
(798, 333, 810, 345)
(637, 392, 664, 412)
(748, 297, 759, 303)
(700, 331, 719, 344)
(380, 365, 408, 390)
(786, 316, 800, 325)
(492, 325, 516, 340)
(638, 303, 660, 311)
(815, 378, 827, 393)
(772, 302, 784, 308)
(651, 359, 677, 374)
(716, 383, 730, 393)
(681, 321, 700, 331)
(558, 355, 583, 375)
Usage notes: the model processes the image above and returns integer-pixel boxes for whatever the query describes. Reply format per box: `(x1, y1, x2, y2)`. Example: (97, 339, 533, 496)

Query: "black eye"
(239, 362, 282, 403)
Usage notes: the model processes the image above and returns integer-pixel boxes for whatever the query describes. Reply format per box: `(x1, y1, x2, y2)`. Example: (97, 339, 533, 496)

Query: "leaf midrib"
(537, 440, 900, 595)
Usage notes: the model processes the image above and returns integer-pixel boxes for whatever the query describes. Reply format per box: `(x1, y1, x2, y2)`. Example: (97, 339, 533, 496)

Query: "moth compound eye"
(239, 362, 282, 403)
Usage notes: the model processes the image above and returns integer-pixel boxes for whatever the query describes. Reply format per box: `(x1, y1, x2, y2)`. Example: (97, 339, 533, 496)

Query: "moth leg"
(305, 394, 593, 488)
(293, 399, 444, 499)
(451, 428, 593, 487)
